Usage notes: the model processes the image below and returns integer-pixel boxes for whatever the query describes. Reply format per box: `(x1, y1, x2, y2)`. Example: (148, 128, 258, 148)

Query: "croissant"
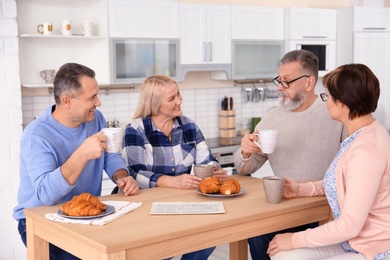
(60, 193, 106, 216)
(220, 178, 241, 195)
(77, 192, 106, 211)
(199, 177, 221, 194)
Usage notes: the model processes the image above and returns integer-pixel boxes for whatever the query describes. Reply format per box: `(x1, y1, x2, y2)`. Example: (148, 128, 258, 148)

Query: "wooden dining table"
(25, 175, 330, 260)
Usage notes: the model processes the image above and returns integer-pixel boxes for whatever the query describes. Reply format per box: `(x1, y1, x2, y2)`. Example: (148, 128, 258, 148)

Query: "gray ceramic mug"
(193, 164, 214, 179)
(39, 70, 56, 83)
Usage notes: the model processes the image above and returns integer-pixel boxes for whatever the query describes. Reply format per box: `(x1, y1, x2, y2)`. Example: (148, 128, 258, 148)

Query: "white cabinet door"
(232, 5, 284, 40)
(353, 6, 390, 31)
(354, 32, 390, 130)
(109, 0, 180, 38)
(180, 3, 231, 64)
(286, 7, 337, 40)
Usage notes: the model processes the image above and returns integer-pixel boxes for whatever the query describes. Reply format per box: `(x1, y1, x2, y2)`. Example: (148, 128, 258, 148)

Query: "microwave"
(289, 40, 336, 77)
(232, 40, 284, 80)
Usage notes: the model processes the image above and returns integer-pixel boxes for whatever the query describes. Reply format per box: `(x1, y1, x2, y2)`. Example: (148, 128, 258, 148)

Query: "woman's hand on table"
(213, 166, 228, 182)
(116, 176, 140, 196)
(267, 233, 294, 257)
(283, 178, 300, 199)
(174, 174, 202, 189)
(158, 174, 201, 190)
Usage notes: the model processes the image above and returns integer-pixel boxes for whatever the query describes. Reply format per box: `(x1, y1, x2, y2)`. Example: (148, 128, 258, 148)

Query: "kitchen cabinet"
(17, 0, 110, 87)
(353, 6, 390, 31)
(352, 33, 390, 131)
(285, 7, 337, 40)
(180, 3, 231, 65)
(231, 5, 284, 40)
(285, 7, 337, 77)
(338, 7, 390, 131)
(108, 0, 180, 38)
(111, 39, 179, 83)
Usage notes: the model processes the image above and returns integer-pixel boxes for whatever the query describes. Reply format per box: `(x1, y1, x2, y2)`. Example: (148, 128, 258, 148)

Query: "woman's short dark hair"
(322, 63, 380, 120)
(53, 63, 95, 104)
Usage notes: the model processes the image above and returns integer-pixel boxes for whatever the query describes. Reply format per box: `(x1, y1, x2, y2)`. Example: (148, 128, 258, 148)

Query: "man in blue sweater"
(13, 63, 139, 259)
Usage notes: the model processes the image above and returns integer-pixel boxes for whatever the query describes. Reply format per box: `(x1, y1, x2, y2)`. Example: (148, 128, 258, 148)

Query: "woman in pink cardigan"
(267, 64, 390, 260)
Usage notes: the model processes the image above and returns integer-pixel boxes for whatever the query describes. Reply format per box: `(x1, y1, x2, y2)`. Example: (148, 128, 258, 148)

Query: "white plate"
(57, 204, 115, 219)
(196, 188, 246, 197)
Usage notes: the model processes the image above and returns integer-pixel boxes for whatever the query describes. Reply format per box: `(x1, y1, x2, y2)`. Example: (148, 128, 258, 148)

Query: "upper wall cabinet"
(109, 0, 180, 38)
(180, 3, 231, 65)
(285, 7, 337, 40)
(352, 6, 390, 31)
(17, 0, 110, 87)
(232, 5, 284, 40)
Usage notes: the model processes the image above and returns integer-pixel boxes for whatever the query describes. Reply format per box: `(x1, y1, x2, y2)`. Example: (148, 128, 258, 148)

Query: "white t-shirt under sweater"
(234, 97, 345, 181)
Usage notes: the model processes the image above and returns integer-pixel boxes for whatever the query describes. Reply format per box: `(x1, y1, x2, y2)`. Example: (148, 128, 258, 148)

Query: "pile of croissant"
(199, 177, 241, 195)
(60, 192, 106, 217)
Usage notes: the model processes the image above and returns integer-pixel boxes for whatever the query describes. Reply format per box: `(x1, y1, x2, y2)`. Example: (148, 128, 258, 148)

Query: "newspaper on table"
(150, 201, 225, 215)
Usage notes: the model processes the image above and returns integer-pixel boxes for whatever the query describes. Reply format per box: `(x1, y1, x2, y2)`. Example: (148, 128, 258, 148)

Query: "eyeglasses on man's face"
(320, 93, 328, 101)
(273, 75, 310, 89)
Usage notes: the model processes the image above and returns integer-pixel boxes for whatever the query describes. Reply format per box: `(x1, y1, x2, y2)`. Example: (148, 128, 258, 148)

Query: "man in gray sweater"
(234, 50, 345, 259)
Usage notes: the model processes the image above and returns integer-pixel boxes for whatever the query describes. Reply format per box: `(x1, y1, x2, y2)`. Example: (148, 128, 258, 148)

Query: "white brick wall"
(0, 0, 26, 259)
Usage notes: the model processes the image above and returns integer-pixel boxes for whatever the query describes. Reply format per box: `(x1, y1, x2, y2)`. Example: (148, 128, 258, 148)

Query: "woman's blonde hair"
(133, 75, 179, 118)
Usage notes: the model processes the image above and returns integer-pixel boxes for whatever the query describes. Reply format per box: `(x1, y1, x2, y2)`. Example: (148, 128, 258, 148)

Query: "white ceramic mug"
(37, 22, 53, 35)
(80, 21, 93, 36)
(254, 130, 278, 154)
(60, 20, 72, 36)
(102, 128, 123, 153)
(39, 69, 56, 83)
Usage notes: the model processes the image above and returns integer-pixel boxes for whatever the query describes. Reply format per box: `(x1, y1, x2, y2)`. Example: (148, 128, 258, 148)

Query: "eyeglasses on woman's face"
(320, 93, 328, 102)
(272, 75, 310, 89)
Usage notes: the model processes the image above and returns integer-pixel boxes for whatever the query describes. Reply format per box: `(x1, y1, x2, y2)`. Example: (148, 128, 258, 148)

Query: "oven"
(206, 136, 242, 175)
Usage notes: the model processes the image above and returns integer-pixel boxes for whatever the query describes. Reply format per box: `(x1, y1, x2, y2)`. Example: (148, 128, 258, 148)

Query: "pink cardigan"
(292, 120, 390, 260)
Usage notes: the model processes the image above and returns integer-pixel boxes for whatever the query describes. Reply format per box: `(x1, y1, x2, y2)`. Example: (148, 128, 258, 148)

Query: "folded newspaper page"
(150, 201, 225, 215)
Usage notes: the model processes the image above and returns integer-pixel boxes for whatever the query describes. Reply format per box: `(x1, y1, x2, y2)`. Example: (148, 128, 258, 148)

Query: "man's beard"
(279, 91, 307, 111)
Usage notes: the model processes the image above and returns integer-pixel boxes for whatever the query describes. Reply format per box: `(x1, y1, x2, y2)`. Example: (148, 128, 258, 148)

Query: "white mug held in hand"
(254, 130, 278, 154)
(80, 21, 93, 36)
(102, 128, 123, 153)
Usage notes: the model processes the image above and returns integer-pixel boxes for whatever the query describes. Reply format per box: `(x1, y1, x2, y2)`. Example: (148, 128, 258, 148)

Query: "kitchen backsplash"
(22, 86, 280, 139)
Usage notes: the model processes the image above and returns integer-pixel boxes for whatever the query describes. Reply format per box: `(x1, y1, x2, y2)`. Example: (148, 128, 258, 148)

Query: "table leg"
(229, 239, 248, 260)
(26, 217, 49, 260)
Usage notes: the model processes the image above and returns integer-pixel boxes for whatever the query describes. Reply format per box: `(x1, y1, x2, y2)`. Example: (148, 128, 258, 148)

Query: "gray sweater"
(234, 97, 345, 181)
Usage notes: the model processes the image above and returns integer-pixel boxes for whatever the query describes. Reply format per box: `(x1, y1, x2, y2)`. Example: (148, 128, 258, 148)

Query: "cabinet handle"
(302, 36, 327, 39)
(362, 27, 386, 30)
(202, 42, 207, 62)
(208, 42, 212, 62)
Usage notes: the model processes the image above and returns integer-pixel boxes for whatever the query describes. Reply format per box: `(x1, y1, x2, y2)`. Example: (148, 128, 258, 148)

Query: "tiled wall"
(22, 86, 280, 139)
(0, 1, 26, 259)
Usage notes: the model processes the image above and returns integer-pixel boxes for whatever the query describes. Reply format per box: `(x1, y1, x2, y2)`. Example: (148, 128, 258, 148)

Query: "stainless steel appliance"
(206, 136, 242, 174)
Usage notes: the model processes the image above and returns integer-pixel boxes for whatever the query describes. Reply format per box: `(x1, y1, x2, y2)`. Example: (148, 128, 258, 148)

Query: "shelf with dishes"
(19, 34, 106, 39)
